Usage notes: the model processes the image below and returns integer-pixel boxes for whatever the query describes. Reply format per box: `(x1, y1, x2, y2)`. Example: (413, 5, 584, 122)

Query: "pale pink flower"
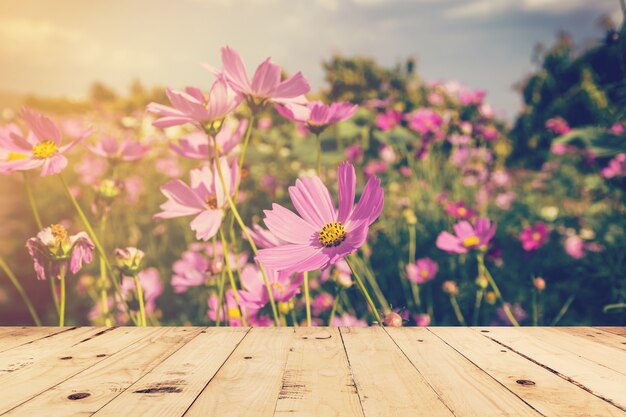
(121, 268, 163, 313)
(247, 224, 288, 249)
(217, 46, 310, 108)
(170, 119, 247, 160)
(238, 264, 303, 309)
(0, 107, 91, 176)
(257, 162, 383, 274)
(89, 135, 149, 162)
(414, 313, 431, 326)
(406, 257, 438, 284)
(331, 313, 367, 327)
(345, 144, 364, 164)
(208, 291, 245, 326)
(154, 157, 239, 241)
(564, 235, 585, 259)
(378, 144, 396, 164)
(275, 101, 357, 135)
(311, 292, 334, 315)
(436, 217, 497, 254)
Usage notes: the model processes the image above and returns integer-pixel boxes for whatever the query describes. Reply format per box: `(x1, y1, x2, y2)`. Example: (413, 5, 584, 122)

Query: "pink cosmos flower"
(275, 101, 358, 135)
(375, 109, 403, 131)
(345, 144, 364, 164)
(414, 313, 431, 327)
(238, 264, 303, 310)
(170, 119, 247, 160)
(405, 108, 443, 136)
(311, 292, 335, 315)
(121, 268, 163, 313)
(26, 224, 95, 280)
(154, 157, 239, 241)
(208, 291, 243, 326)
(363, 160, 387, 177)
(171, 249, 210, 293)
(331, 313, 367, 327)
(436, 217, 497, 254)
(89, 135, 150, 162)
(545, 117, 571, 135)
(247, 224, 289, 249)
(406, 257, 438, 284)
(257, 162, 383, 274)
(610, 123, 625, 135)
(564, 235, 585, 259)
(319, 258, 352, 287)
(217, 46, 310, 108)
(495, 192, 517, 210)
(519, 222, 550, 251)
(601, 153, 626, 179)
(378, 144, 396, 164)
(147, 77, 241, 129)
(0, 107, 91, 176)
(445, 201, 475, 220)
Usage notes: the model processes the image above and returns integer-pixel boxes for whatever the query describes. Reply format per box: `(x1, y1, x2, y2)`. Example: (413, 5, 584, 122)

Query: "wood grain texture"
(340, 326, 455, 417)
(6, 327, 202, 417)
(596, 327, 626, 338)
(431, 327, 626, 417)
(94, 327, 247, 417)
(183, 327, 293, 417)
(0, 326, 73, 353)
(556, 327, 626, 352)
(477, 327, 626, 411)
(274, 327, 364, 417)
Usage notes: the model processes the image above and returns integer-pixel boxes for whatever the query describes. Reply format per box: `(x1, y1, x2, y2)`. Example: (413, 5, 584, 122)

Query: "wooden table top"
(0, 326, 624, 416)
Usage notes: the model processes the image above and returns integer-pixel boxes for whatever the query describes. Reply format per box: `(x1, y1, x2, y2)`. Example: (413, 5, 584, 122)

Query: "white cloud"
(446, 0, 618, 19)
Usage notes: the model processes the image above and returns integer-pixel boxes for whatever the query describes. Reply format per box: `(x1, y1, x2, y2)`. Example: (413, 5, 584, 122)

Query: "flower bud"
(475, 275, 488, 289)
(384, 312, 403, 327)
(442, 280, 459, 297)
(209, 259, 224, 274)
(533, 277, 546, 292)
(485, 291, 497, 305)
(115, 247, 145, 275)
(403, 209, 417, 225)
(278, 301, 291, 315)
(336, 273, 353, 289)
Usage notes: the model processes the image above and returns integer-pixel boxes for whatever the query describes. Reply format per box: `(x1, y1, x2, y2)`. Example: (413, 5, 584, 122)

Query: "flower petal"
(288, 176, 336, 228)
(263, 203, 317, 245)
(350, 175, 384, 226)
(257, 243, 327, 274)
(273, 72, 311, 100)
(190, 210, 223, 241)
(337, 161, 356, 223)
(221, 46, 251, 94)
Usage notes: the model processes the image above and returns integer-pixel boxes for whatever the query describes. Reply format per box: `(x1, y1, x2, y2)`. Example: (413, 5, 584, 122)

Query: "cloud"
(445, 0, 618, 19)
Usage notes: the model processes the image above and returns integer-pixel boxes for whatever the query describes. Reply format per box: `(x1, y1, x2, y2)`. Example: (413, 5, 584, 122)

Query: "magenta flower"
(170, 119, 247, 160)
(545, 117, 571, 135)
(406, 257, 438, 284)
(345, 144, 364, 164)
(519, 222, 549, 251)
(218, 46, 310, 108)
(147, 77, 241, 130)
(601, 153, 626, 179)
(275, 101, 358, 135)
(375, 109, 402, 132)
(445, 200, 475, 220)
(414, 313, 431, 327)
(436, 217, 497, 254)
(311, 292, 335, 315)
(238, 264, 303, 310)
(405, 108, 443, 136)
(0, 107, 91, 176)
(26, 224, 95, 280)
(154, 157, 239, 241)
(89, 135, 149, 162)
(564, 235, 585, 259)
(257, 162, 383, 274)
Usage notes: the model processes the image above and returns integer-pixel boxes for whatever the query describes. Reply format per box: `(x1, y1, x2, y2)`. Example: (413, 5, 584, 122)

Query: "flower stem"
(209, 135, 279, 326)
(532, 290, 538, 326)
(59, 264, 66, 327)
(449, 295, 466, 326)
(346, 255, 382, 325)
(219, 228, 247, 326)
(58, 174, 137, 325)
(0, 256, 41, 326)
(316, 133, 322, 176)
(477, 253, 519, 327)
(133, 272, 147, 327)
(303, 271, 311, 326)
(216, 268, 226, 327)
(23, 173, 43, 230)
(238, 114, 256, 176)
(353, 256, 390, 312)
(99, 217, 112, 326)
(328, 287, 342, 326)
(473, 289, 484, 326)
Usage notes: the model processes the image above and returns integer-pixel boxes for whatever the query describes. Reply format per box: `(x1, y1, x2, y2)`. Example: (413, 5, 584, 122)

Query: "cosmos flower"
(0, 107, 91, 176)
(238, 264, 303, 310)
(275, 101, 358, 135)
(375, 109, 403, 131)
(436, 217, 497, 254)
(169, 119, 248, 160)
(519, 222, 550, 251)
(445, 201, 475, 220)
(406, 257, 438, 284)
(26, 224, 95, 280)
(89, 135, 150, 162)
(257, 161, 383, 274)
(154, 157, 239, 241)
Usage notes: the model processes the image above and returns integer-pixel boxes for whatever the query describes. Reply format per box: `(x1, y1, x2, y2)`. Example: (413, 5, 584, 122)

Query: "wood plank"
(556, 327, 626, 352)
(274, 327, 364, 417)
(431, 327, 626, 417)
(183, 327, 292, 417)
(477, 327, 626, 411)
(387, 327, 540, 417)
(520, 328, 626, 376)
(93, 327, 247, 417)
(340, 327, 454, 417)
(0, 327, 158, 414)
(0, 327, 71, 353)
(597, 327, 626, 338)
(5, 327, 203, 417)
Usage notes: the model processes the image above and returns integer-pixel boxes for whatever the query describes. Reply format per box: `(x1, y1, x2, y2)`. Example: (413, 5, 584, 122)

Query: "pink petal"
(453, 221, 475, 240)
(263, 203, 317, 244)
(250, 58, 281, 97)
(221, 46, 251, 94)
(190, 209, 223, 241)
(337, 162, 356, 223)
(350, 175, 383, 226)
(257, 244, 327, 274)
(436, 231, 466, 254)
(40, 154, 67, 176)
(154, 180, 205, 219)
(288, 176, 336, 228)
(20, 106, 61, 144)
(273, 72, 311, 100)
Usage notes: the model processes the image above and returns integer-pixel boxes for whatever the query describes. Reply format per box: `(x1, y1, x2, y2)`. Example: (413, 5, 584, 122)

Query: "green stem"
(472, 289, 484, 326)
(353, 256, 390, 312)
(303, 271, 311, 326)
(551, 295, 575, 326)
(99, 217, 112, 326)
(477, 253, 519, 327)
(410, 282, 422, 311)
(58, 174, 138, 325)
(449, 295, 466, 326)
(328, 287, 342, 326)
(133, 272, 147, 327)
(24, 173, 43, 230)
(216, 268, 226, 327)
(346, 256, 382, 325)
(218, 228, 247, 326)
(532, 290, 538, 326)
(209, 134, 279, 326)
(49, 277, 60, 316)
(316, 133, 322, 176)
(238, 114, 256, 177)
(59, 264, 66, 327)
(0, 256, 41, 326)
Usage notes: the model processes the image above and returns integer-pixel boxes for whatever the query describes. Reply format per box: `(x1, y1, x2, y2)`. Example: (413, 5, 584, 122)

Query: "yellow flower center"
(7, 152, 27, 161)
(50, 224, 68, 246)
(457, 207, 467, 217)
(32, 140, 59, 159)
(271, 282, 285, 294)
(205, 195, 218, 209)
(462, 235, 480, 248)
(227, 306, 241, 319)
(318, 222, 347, 248)
(532, 232, 541, 241)
(420, 270, 429, 278)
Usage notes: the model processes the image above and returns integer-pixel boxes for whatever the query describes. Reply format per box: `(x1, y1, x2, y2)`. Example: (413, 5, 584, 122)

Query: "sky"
(0, 0, 621, 118)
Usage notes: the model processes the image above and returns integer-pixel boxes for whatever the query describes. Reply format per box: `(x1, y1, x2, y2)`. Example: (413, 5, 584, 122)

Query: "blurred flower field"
(0, 29, 625, 327)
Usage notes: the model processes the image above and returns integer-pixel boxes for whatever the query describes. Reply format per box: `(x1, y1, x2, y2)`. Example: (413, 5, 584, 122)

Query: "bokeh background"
(0, 0, 625, 326)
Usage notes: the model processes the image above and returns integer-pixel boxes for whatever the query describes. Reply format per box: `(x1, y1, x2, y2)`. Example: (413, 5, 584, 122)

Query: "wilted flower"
(115, 247, 145, 275)
(436, 217, 496, 254)
(384, 312, 403, 327)
(257, 161, 383, 274)
(406, 257, 438, 284)
(26, 224, 95, 280)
